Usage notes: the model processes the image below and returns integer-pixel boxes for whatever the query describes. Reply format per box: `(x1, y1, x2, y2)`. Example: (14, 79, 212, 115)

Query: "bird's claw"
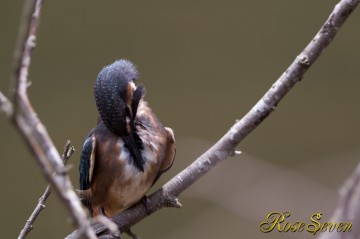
(141, 196, 152, 214)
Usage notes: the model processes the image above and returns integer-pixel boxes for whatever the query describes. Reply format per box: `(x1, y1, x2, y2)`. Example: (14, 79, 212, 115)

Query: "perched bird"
(79, 59, 176, 217)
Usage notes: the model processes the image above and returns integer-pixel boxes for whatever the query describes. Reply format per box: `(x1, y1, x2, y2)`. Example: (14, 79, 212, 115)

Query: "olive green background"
(1, 1, 359, 238)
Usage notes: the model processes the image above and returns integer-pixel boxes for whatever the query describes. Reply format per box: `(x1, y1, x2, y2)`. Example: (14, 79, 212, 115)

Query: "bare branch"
(66, 0, 360, 237)
(18, 141, 75, 239)
(0, 0, 97, 238)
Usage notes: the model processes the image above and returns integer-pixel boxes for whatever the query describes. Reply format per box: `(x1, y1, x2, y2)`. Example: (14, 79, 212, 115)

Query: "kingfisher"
(78, 59, 176, 217)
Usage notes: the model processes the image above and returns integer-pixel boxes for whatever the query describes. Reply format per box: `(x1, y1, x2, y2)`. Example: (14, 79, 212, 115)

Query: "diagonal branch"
(0, 0, 96, 238)
(65, 0, 360, 238)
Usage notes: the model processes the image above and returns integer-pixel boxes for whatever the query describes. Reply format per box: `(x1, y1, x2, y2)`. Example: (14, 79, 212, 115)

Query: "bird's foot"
(141, 195, 152, 214)
(92, 214, 120, 239)
(98, 207, 108, 217)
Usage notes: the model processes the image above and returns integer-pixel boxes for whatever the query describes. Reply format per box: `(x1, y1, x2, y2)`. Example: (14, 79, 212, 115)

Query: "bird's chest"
(114, 146, 158, 205)
(95, 138, 160, 211)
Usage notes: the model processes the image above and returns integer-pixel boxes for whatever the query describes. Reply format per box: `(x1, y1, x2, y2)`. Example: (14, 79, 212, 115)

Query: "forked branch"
(0, 0, 96, 238)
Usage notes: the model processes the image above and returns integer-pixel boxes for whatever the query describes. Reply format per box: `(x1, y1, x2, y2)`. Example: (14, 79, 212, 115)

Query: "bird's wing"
(79, 133, 96, 191)
(154, 127, 176, 183)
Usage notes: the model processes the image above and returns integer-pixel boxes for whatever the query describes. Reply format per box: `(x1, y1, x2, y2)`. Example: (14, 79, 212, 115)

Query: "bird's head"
(94, 59, 145, 136)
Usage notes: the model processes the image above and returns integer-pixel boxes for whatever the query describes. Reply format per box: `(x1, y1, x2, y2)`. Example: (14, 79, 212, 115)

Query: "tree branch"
(0, 0, 96, 238)
(65, 0, 360, 238)
(18, 141, 75, 239)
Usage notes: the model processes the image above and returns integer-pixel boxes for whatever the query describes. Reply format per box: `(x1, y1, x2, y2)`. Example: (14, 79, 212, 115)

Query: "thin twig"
(18, 141, 75, 239)
(12, 0, 41, 115)
(65, 0, 360, 238)
(0, 0, 97, 238)
(0, 92, 13, 117)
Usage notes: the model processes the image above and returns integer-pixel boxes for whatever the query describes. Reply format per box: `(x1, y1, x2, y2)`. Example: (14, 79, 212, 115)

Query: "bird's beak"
(122, 83, 146, 171)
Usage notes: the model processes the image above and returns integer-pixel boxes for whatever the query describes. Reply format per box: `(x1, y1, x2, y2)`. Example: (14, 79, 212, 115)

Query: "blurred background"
(1, 1, 360, 238)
